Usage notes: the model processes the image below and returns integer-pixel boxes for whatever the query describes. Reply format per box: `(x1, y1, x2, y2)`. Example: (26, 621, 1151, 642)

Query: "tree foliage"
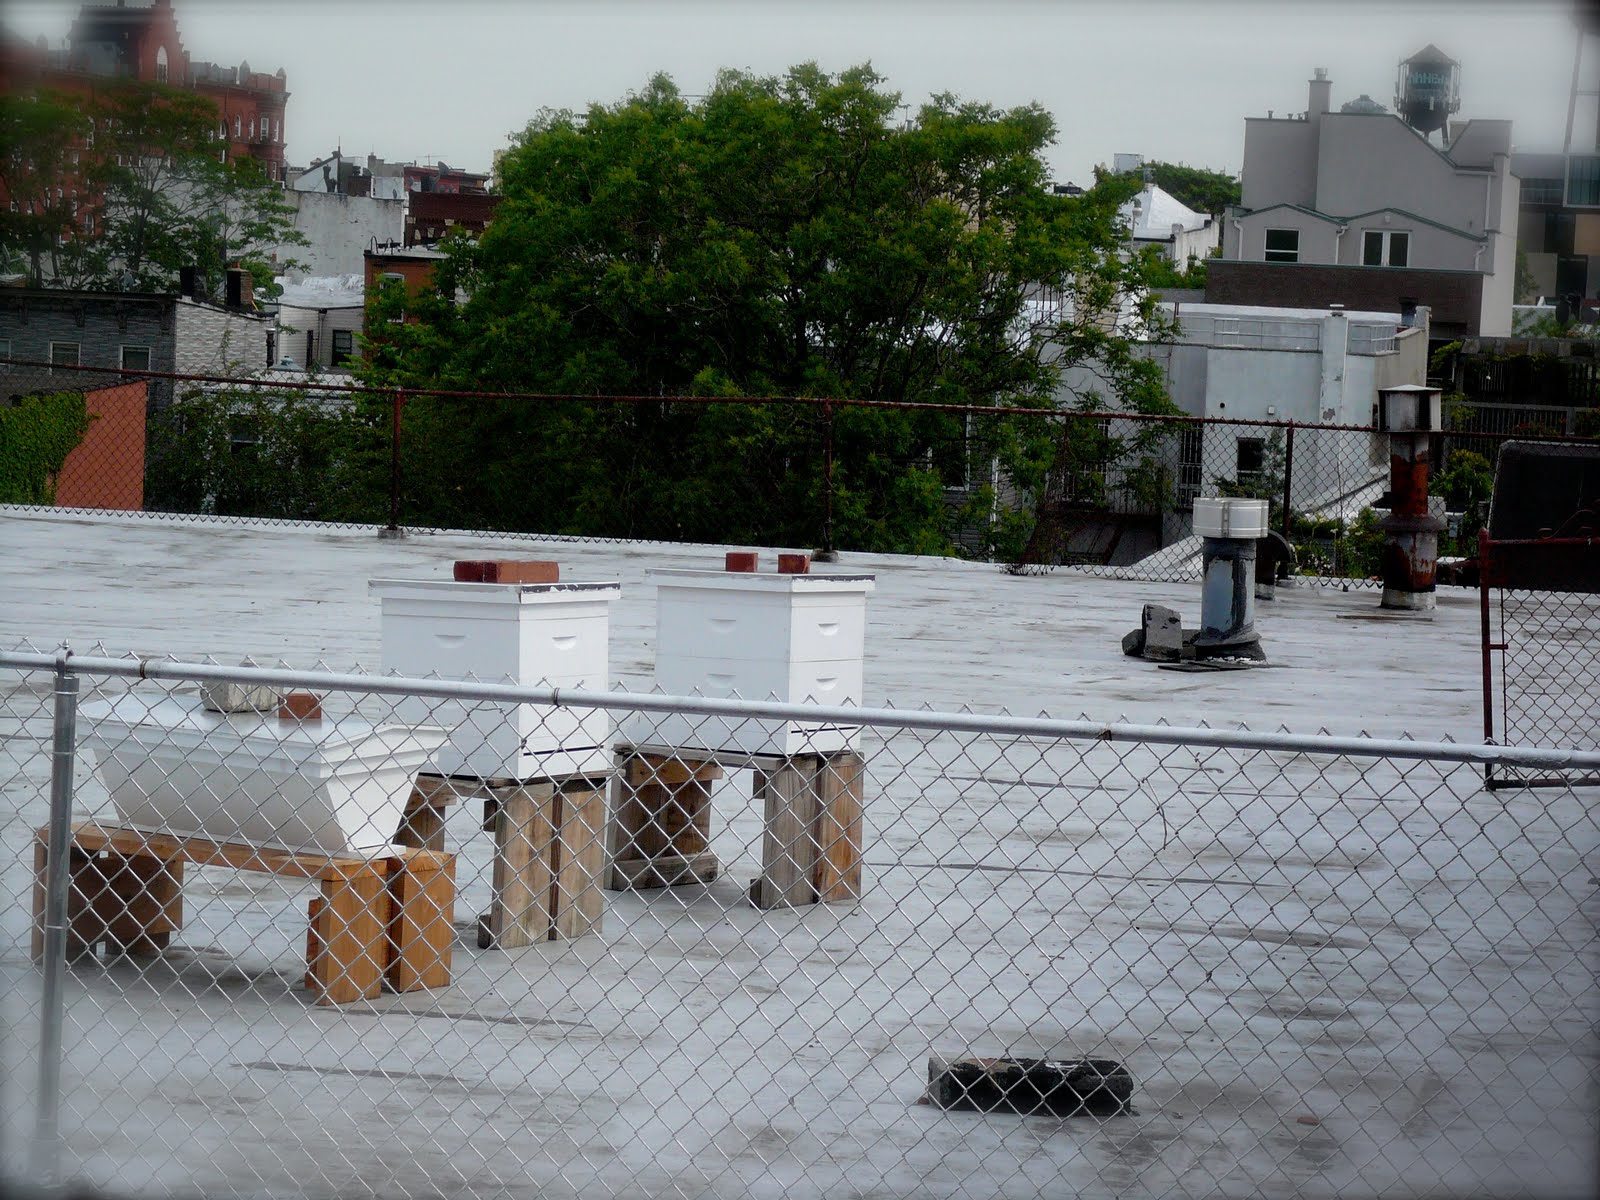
(359, 65, 1171, 555)
(1142, 160, 1241, 218)
(1, 81, 301, 294)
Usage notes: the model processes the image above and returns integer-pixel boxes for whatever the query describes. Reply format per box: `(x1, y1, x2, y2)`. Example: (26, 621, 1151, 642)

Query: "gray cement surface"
(1, 510, 1596, 1200)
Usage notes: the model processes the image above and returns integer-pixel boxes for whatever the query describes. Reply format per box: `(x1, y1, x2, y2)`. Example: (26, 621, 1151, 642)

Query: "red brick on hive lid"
(453, 560, 560, 584)
(724, 551, 759, 573)
(777, 553, 811, 575)
(278, 691, 323, 722)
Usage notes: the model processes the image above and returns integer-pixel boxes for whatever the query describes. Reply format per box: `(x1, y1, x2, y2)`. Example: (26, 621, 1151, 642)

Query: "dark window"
(120, 346, 151, 371)
(1568, 155, 1600, 207)
(1237, 437, 1265, 484)
(49, 342, 80, 367)
(331, 329, 354, 366)
(1177, 426, 1203, 510)
(1522, 177, 1564, 206)
(1363, 230, 1409, 267)
(1264, 229, 1299, 263)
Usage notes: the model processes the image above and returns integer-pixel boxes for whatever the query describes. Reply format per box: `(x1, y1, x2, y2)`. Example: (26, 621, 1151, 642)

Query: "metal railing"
(2, 648, 1598, 1199)
(3, 357, 1594, 583)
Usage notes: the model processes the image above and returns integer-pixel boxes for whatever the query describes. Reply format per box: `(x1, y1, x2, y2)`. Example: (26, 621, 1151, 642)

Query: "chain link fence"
(2, 357, 1594, 584)
(3, 648, 1598, 1199)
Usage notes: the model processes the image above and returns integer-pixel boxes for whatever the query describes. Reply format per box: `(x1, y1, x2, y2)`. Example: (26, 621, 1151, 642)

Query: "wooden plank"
(553, 783, 607, 940)
(753, 756, 821, 909)
(96, 852, 183, 953)
(487, 782, 554, 949)
(30, 837, 48, 964)
(608, 753, 721, 890)
(311, 868, 387, 1005)
(813, 751, 865, 903)
(386, 854, 456, 991)
(66, 822, 375, 882)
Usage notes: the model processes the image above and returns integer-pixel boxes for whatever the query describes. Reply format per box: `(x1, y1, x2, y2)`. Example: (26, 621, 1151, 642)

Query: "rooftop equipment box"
(645, 569, 875, 757)
(79, 695, 446, 855)
(369, 579, 620, 779)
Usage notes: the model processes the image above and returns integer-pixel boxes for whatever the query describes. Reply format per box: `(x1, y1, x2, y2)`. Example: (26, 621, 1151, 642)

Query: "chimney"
(224, 266, 254, 310)
(1308, 67, 1332, 124)
(178, 265, 197, 299)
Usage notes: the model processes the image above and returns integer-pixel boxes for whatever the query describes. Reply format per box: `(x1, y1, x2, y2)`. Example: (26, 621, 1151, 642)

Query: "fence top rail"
(5, 648, 1597, 772)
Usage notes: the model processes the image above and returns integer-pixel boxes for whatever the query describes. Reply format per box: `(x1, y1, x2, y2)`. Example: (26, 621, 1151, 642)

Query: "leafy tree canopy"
(358, 64, 1171, 553)
(1141, 160, 1241, 218)
(1, 81, 301, 295)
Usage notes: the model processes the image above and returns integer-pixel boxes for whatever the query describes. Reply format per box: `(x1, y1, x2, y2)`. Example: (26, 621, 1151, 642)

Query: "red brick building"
(5, 0, 289, 181)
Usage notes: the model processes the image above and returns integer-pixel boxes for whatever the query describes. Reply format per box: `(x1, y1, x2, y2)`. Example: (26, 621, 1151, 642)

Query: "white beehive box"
(79, 695, 447, 855)
(369, 579, 620, 779)
(1193, 497, 1269, 540)
(643, 569, 876, 757)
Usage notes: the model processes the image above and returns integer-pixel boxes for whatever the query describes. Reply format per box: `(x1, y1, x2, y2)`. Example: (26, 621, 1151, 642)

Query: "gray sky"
(6, 0, 1589, 185)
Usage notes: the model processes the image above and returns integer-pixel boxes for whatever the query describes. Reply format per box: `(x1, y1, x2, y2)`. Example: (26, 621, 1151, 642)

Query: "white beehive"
(79, 695, 447, 855)
(644, 569, 876, 757)
(1193, 497, 1269, 540)
(369, 579, 620, 779)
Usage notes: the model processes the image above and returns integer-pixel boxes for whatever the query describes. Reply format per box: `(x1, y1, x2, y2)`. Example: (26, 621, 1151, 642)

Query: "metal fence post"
(1281, 419, 1296, 540)
(31, 652, 80, 1187)
(819, 399, 837, 561)
(383, 387, 405, 539)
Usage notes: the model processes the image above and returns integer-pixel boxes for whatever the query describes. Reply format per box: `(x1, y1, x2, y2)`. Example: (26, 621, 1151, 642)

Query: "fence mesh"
(6, 358, 1591, 586)
(3, 652, 1598, 1199)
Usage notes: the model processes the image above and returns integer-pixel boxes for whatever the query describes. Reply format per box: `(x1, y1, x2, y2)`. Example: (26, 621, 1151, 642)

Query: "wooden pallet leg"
(813, 751, 865, 903)
(752, 755, 822, 909)
(485, 783, 554, 950)
(387, 853, 456, 991)
(552, 783, 607, 940)
(395, 777, 453, 852)
(606, 753, 722, 889)
(97, 852, 184, 955)
(308, 868, 387, 1005)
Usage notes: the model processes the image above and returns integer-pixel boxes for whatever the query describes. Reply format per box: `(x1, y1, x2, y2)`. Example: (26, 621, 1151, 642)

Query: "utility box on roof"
(369, 578, 620, 779)
(644, 569, 875, 757)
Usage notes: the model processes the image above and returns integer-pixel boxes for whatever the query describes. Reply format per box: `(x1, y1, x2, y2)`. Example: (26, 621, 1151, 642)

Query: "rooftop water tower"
(1395, 44, 1460, 142)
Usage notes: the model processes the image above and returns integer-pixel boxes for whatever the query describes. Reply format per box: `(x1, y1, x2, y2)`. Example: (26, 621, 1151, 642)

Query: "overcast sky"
(6, 0, 1590, 185)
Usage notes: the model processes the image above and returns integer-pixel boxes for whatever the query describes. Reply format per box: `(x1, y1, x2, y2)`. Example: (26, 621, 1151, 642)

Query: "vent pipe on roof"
(1309, 68, 1332, 125)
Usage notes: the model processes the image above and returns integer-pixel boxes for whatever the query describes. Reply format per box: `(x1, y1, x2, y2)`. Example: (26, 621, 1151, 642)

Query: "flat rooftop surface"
(1, 510, 1595, 1200)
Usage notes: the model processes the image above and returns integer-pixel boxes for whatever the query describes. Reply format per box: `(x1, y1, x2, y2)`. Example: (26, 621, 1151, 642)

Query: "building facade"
(8, 0, 290, 181)
(1219, 68, 1517, 336)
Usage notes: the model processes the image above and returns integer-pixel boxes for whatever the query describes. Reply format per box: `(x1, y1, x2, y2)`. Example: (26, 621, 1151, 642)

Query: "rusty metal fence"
(2, 647, 1598, 1199)
(2, 357, 1594, 583)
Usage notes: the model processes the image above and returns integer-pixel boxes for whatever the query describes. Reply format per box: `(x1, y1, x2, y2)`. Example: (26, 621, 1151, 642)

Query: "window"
(155, 46, 168, 83)
(249, 117, 256, 140)
(50, 342, 80, 367)
(1177, 425, 1203, 511)
(1236, 437, 1265, 485)
(0, 338, 12, 363)
(120, 346, 151, 371)
(1362, 230, 1410, 267)
(330, 329, 354, 366)
(1264, 229, 1299, 263)
(1567, 155, 1600, 207)
(234, 114, 242, 138)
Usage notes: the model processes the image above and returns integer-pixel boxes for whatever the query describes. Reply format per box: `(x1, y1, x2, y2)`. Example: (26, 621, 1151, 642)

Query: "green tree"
(4, 80, 301, 294)
(1142, 160, 1241, 218)
(0, 90, 90, 286)
(361, 64, 1169, 554)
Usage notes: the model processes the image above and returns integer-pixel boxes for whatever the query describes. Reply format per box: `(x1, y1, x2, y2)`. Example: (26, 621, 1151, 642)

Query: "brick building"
(0, 285, 272, 407)
(4, 0, 289, 181)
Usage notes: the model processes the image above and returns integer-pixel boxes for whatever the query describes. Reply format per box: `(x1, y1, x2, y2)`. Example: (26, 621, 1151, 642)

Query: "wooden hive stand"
(397, 772, 608, 949)
(32, 823, 455, 1006)
(606, 746, 865, 909)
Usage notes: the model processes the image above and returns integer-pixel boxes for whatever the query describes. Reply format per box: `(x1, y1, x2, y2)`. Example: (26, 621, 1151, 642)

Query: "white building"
(273, 276, 365, 372)
(1219, 66, 1518, 336)
(1121, 183, 1218, 267)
